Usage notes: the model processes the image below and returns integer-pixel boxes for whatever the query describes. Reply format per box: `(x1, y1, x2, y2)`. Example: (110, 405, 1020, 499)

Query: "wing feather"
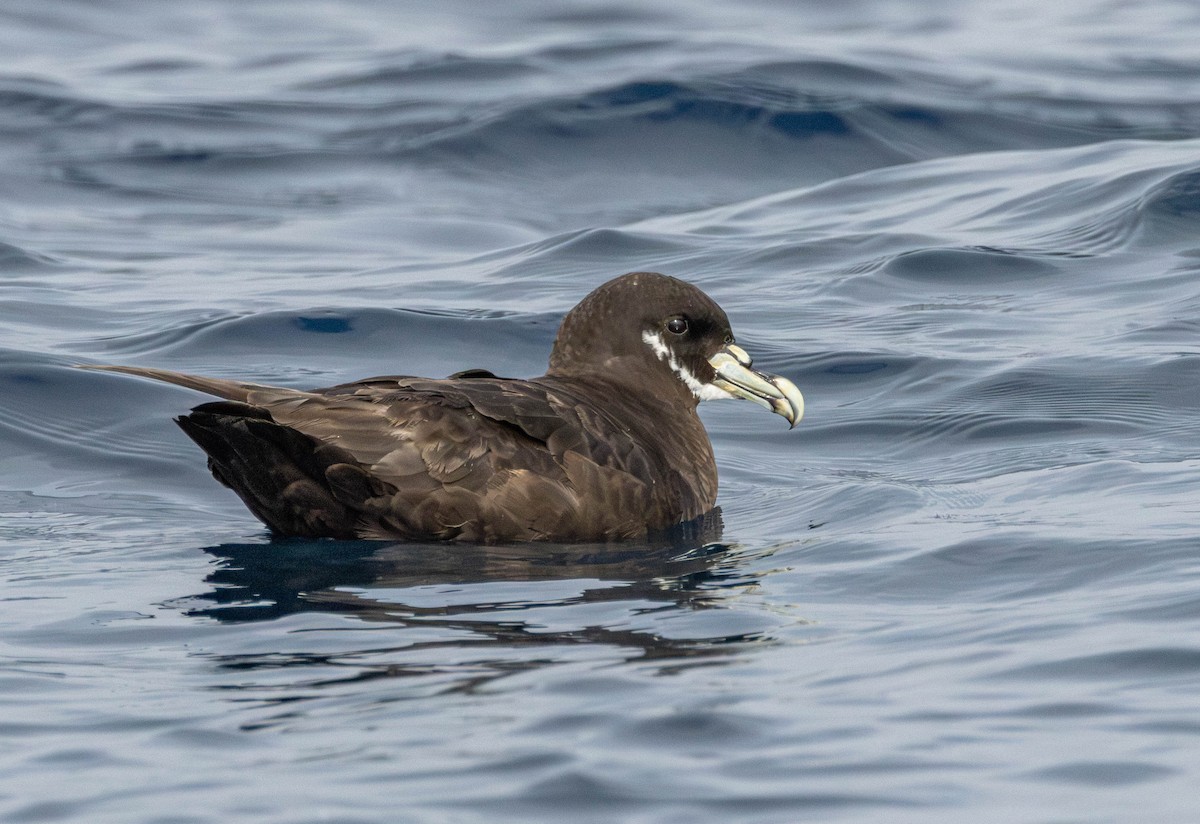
(88, 367, 688, 541)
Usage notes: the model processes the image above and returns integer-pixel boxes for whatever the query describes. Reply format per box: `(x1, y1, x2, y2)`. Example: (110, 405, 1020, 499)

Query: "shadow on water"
(180, 510, 776, 690)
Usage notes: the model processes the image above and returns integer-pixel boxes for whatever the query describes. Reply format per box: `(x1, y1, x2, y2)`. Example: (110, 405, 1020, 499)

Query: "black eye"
(667, 317, 688, 335)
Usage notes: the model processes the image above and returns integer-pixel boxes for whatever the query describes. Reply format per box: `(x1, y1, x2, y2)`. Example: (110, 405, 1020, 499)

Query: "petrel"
(87, 272, 803, 542)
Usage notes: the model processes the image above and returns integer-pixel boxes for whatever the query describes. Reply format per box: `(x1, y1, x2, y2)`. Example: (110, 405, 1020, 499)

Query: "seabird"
(87, 272, 803, 542)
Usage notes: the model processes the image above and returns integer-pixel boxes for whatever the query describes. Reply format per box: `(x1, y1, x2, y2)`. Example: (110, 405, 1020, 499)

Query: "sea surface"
(3, 1, 1200, 821)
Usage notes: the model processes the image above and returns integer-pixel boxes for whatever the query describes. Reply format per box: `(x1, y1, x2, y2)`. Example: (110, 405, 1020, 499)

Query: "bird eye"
(667, 317, 688, 335)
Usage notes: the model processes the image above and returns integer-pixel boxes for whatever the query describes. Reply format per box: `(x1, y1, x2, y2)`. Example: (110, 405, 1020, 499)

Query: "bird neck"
(538, 368, 718, 519)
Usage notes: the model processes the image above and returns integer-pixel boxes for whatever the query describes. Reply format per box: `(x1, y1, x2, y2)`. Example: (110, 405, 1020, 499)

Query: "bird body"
(87, 273, 802, 542)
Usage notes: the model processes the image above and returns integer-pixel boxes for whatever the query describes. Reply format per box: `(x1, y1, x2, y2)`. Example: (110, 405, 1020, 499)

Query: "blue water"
(3, 0, 1200, 821)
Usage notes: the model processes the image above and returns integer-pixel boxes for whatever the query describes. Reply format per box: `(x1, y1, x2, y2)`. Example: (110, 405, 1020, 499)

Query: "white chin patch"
(642, 331, 733, 401)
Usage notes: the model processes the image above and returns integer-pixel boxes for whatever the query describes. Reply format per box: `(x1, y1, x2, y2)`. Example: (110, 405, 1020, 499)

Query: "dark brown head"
(547, 272, 803, 426)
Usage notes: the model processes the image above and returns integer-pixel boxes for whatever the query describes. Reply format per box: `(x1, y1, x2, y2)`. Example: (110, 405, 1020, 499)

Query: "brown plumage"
(85, 272, 803, 542)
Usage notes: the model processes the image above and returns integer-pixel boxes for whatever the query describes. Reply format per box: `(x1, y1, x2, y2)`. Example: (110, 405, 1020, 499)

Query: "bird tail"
(176, 401, 363, 539)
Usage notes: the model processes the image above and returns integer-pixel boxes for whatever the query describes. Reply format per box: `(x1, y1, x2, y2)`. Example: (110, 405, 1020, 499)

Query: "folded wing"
(94, 367, 658, 542)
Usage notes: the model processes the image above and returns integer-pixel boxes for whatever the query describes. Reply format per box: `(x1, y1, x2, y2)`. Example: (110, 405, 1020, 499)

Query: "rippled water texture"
(3, 1, 1200, 821)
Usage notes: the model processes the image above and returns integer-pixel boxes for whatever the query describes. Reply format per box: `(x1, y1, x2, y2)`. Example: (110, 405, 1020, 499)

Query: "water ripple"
(5, 3, 1200, 822)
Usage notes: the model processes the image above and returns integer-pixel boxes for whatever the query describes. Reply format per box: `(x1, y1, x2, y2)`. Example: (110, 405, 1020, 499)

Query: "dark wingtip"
(448, 368, 500, 380)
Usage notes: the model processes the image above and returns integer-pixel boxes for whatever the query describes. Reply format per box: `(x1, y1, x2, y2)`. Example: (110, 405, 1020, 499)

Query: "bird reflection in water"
(182, 510, 777, 699)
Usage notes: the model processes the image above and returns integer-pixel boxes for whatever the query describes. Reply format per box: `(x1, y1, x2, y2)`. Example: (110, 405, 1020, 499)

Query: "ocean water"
(3, 0, 1200, 821)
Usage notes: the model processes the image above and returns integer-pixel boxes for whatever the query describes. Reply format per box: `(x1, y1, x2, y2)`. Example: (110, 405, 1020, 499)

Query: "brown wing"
(252, 375, 659, 542)
(84, 366, 678, 542)
(79, 364, 267, 401)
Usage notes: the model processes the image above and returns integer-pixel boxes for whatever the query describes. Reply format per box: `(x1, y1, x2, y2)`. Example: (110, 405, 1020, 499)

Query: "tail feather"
(176, 402, 363, 539)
